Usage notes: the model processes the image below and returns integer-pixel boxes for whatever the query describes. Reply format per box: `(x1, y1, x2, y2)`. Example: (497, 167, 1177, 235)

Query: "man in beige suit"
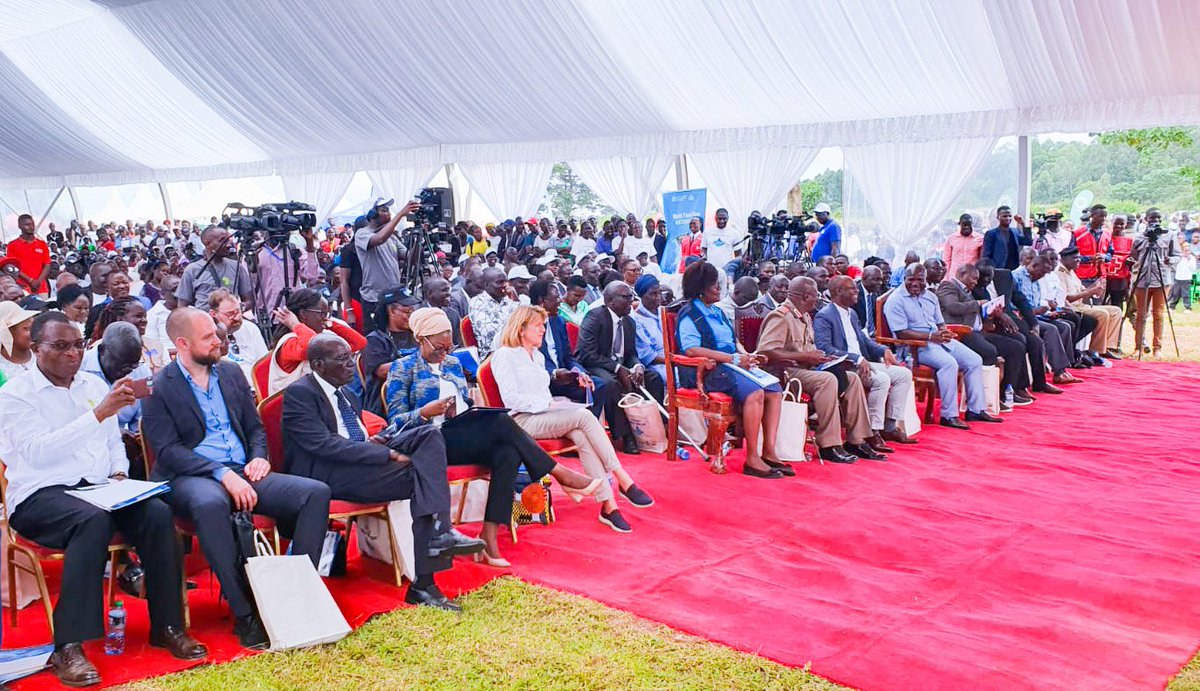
(757, 276, 882, 463)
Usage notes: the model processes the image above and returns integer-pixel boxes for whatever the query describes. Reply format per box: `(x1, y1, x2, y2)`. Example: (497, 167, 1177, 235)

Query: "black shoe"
(742, 464, 786, 478)
(405, 583, 461, 612)
(939, 417, 971, 430)
(116, 563, 146, 599)
(817, 446, 857, 464)
(844, 443, 886, 461)
(233, 614, 269, 650)
(621, 438, 641, 455)
(965, 410, 1003, 423)
(999, 401, 1013, 413)
(49, 643, 100, 688)
(1012, 391, 1034, 406)
(1032, 383, 1063, 394)
(599, 508, 633, 532)
(619, 483, 654, 508)
(149, 625, 208, 660)
(427, 527, 486, 559)
(763, 458, 797, 475)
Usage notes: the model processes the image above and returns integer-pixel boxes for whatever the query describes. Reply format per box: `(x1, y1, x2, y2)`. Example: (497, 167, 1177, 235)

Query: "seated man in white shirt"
(144, 274, 179, 364)
(208, 288, 269, 386)
(0, 312, 205, 687)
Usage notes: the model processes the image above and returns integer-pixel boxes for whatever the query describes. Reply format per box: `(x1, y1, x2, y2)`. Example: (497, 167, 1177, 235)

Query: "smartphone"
(129, 378, 153, 399)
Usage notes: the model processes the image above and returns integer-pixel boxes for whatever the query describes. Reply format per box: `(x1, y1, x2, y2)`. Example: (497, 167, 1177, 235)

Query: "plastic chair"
(460, 316, 477, 348)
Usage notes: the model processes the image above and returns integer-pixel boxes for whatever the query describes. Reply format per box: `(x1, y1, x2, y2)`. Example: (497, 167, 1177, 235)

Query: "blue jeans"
(912, 340, 985, 419)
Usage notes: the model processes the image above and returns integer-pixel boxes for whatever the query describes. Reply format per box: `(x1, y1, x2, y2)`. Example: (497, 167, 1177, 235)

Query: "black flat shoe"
(742, 464, 786, 478)
(762, 458, 796, 476)
(939, 417, 970, 430)
(405, 584, 462, 612)
(233, 614, 269, 650)
(621, 438, 642, 455)
(964, 410, 1003, 423)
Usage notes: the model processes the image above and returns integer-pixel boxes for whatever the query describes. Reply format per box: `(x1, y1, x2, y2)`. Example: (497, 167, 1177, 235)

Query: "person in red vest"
(5, 213, 51, 295)
(1073, 204, 1113, 288)
(677, 216, 704, 271)
(1104, 214, 1135, 311)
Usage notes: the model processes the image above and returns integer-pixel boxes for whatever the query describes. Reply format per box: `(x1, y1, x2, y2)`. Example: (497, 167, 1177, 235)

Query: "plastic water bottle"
(676, 447, 691, 461)
(1003, 385, 1014, 409)
(105, 600, 126, 655)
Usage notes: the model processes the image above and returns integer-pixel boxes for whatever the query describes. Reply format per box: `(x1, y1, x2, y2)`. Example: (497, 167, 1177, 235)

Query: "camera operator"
(175, 225, 252, 309)
(811, 203, 841, 262)
(354, 197, 420, 333)
(255, 226, 319, 317)
(1130, 207, 1181, 357)
(1031, 208, 1074, 253)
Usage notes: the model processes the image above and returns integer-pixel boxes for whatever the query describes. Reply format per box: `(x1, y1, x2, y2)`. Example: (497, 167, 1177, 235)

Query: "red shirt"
(4, 236, 50, 294)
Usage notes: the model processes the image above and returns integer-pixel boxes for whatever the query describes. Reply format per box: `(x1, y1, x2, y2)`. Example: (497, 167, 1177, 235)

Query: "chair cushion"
(448, 465, 490, 482)
(330, 500, 388, 516)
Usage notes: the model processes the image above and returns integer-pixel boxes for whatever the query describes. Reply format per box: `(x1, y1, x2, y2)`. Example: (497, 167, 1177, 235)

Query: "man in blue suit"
(529, 279, 612, 420)
(815, 276, 917, 448)
(982, 205, 1033, 270)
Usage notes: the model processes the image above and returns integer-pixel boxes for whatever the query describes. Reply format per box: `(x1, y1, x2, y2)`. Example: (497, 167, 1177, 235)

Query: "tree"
(539, 163, 614, 219)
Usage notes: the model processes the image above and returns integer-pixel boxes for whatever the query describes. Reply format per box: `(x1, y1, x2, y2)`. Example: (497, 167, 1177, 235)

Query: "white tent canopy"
(0, 0, 1197, 190)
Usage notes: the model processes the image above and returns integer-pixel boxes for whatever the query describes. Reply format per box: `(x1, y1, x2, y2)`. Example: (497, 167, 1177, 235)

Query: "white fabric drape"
(688, 148, 819, 231)
(280, 172, 353, 223)
(365, 167, 439, 209)
(458, 161, 553, 221)
(844, 137, 998, 260)
(570, 155, 673, 218)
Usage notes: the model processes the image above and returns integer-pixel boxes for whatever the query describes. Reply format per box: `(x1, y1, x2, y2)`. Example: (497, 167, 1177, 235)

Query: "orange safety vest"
(1073, 226, 1111, 280)
(1105, 234, 1133, 279)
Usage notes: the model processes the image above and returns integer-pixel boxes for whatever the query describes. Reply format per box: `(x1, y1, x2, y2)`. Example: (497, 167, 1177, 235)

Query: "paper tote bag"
(617, 392, 668, 453)
(245, 534, 350, 650)
(758, 378, 809, 462)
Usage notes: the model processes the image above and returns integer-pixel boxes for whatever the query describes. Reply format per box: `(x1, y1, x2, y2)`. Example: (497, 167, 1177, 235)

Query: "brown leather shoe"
(868, 433, 894, 453)
(49, 643, 100, 688)
(880, 428, 917, 444)
(1033, 383, 1063, 394)
(149, 625, 209, 660)
(1053, 372, 1083, 385)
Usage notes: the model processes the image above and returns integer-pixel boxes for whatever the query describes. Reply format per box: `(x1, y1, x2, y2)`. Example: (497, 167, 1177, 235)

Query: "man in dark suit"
(973, 260, 1063, 396)
(936, 263, 1031, 408)
(281, 334, 483, 612)
(529, 280, 614, 417)
(854, 264, 887, 336)
(815, 276, 916, 449)
(575, 281, 665, 454)
(143, 307, 332, 649)
(982, 205, 1033, 270)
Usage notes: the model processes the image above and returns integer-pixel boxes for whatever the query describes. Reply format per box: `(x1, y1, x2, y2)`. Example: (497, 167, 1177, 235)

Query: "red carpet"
(9, 361, 1200, 689)
(504, 360, 1200, 691)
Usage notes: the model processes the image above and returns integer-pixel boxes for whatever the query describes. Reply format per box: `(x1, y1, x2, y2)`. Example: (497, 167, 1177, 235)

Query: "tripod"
(1128, 233, 1179, 359)
(398, 225, 442, 295)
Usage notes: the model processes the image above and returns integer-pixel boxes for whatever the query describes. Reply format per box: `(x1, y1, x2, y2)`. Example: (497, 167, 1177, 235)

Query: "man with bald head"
(758, 276, 876, 463)
(718, 276, 762, 323)
(143, 307, 332, 649)
(175, 226, 252, 309)
(757, 273, 790, 310)
(81, 321, 152, 437)
(281, 333, 482, 612)
(807, 265, 831, 314)
(883, 263, 1001, 429)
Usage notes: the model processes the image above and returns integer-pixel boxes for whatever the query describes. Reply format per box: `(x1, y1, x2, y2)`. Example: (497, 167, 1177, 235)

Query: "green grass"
(1122, 300, 1200, 361)
(121, 578, 846, 691)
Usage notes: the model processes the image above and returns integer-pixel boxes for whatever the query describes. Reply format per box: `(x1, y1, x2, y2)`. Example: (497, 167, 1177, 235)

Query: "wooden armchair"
(734, 302, 770, 352)
(874, 289, 941, 424)
(661, 303, 737, 474)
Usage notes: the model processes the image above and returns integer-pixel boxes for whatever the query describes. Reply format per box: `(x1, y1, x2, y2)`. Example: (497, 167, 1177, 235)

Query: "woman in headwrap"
(385, 307, 600, 567)
(0, 301, 41, 383)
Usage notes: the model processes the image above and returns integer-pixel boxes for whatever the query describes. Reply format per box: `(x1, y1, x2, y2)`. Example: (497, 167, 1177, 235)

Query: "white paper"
(720, 362, 780, 386)
(66, 480, 169, 512)
(981, 295, 1005, 315)
(816, 354, 849, 371)
(0, 644, 53, 683)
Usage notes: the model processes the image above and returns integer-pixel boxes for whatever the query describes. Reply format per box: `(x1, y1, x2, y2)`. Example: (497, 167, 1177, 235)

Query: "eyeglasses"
(37, 339, 86, 352)
(301, 308, 331, 320)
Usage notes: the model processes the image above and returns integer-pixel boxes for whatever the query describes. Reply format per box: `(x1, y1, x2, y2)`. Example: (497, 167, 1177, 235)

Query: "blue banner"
(659, 188, 706, 273)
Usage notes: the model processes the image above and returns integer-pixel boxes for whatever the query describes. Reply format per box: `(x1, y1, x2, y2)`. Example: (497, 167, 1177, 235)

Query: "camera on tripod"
(222, 201, 318, 245)
(1033, 210, 1062, 236)
(1144, 221, 1167, 241)
(747, 210, 814, 238)
(406, 188, 452, 228)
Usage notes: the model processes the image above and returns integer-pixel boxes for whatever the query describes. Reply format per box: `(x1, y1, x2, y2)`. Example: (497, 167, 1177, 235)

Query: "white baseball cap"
(540, 249, 562, 264)
(507, 265, 534, 281)
(813, 203, 832, 214)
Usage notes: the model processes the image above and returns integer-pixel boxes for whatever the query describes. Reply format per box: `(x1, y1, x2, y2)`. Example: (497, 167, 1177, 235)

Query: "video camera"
(1145, 221, 1167, 241)
(747, 210, 814, 238)
(1033, 212, 1061, 236)
(222, 201, 317, 245)
(406, 188, 450, 229)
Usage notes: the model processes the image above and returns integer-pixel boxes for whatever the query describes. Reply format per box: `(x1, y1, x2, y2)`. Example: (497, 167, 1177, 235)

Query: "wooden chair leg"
(7, 546, 17, 627)
(707, 416, 732, 474)
(383, 510, 405, 587)
(31, 559, 53, 637)
(178, 534, 190, 629)
(107, 551, 119, 607)
(923, 383, 936, 424)
(453, 482, 470, 525)
(666, 407, 679, 462)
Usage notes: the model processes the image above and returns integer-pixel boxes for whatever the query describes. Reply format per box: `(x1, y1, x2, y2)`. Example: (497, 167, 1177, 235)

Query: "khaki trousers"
(1075, 303, 1122, 352)
(512, 407, 621, 502)
(1133, 287, 1167, 352)
(782, 368, 872, 448)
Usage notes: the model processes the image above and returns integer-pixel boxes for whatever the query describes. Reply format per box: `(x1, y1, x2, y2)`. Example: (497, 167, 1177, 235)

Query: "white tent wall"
(458, 161, 554, 222)
(569, 156, 675, 219)
(688, 148, 820, 234)
(280, 172, 354, 225)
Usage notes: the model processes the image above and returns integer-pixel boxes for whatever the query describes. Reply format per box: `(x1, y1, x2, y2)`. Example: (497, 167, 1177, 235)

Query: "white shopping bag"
(758, 378, 809, 461)
(355, 501, 415, 583)
(901, 385, 922, 436)
(245, 531, 350, 651)
(959, 364, 1001, 416)
(1, 523, 40, 610)
(618, 392, 667, 453)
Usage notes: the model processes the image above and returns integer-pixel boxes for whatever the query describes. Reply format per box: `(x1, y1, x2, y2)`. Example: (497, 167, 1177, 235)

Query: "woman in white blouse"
(490, 305, 654, 534)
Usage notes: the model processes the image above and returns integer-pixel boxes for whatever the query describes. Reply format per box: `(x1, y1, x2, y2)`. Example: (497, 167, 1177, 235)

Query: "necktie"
(612, 317, 624, 359)
(335, 390, 366, 442)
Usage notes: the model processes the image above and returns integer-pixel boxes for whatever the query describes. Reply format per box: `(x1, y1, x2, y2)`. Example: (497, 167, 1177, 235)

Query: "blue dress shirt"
(678, 299, 737, 354)
(177, 360, 246, 480)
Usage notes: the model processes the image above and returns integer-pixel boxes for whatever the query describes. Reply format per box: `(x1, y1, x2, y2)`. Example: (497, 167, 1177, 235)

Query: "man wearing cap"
(983, 205, 1033, 271)
(1032, 208, 1074, 254)
(943, 213, 984, 279)
(811, 203, 841, 262)
(355, 197, 420, 333)
(7, 213, 52, 295)
(469, 268, 517, 358)
(1056, 246, 1123, 360)
(507, 265, 534, 305)
(176, 226, 253, 310)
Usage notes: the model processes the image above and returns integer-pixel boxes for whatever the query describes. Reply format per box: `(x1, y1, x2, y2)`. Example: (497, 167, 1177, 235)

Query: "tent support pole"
(35, 187, 66, 231)
(158, 182, 173, 222)
(675, 155, 689, 190)
(67, 186, 81, 223)
(1017, 135, 1031, 218)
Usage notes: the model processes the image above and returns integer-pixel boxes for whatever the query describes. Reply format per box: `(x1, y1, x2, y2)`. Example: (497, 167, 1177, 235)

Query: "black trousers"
(959, 330, 1028, 390)
(10, 486, 184, 646)
(1009, 313, 1048, 389)
(583, 367, 664, 441)
(164, 472, 330, 618)
(329, 425, 453, 579)
(1037, 318, 1073, 371)
(444, 414, 556, 525)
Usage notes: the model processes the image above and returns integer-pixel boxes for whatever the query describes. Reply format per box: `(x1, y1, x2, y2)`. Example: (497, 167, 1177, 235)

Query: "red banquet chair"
(250, 353, 272, 403)
(661, 304, 737, 473)
(257, 392, 407, 586)
(460, 316, 477, 348)
(565, 321, 580, 351)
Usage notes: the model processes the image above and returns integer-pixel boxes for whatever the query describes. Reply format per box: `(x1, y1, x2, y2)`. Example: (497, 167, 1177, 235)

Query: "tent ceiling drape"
(1, 0, 1199, 188)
